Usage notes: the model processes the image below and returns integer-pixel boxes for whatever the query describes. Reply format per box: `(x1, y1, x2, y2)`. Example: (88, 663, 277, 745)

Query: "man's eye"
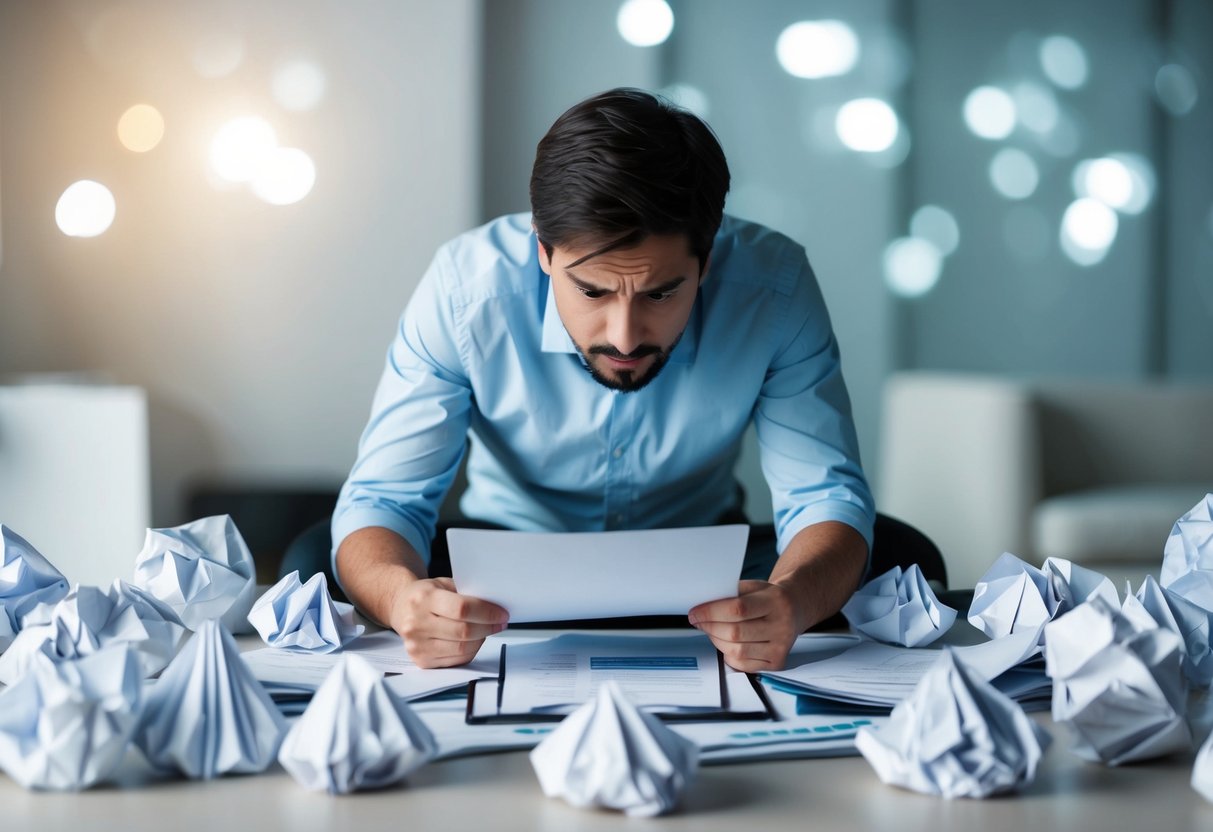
(647, 292, 675, 303)
(578, 288, 605, 299)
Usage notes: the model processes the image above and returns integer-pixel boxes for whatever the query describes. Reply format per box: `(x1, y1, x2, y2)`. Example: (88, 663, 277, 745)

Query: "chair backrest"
(0, 383, 150, 586)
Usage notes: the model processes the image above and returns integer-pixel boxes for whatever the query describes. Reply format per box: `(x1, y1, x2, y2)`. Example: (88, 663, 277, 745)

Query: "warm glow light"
(250, 147, 316, 206)
(1061, 198, 1118, 265)
(835, 98, 899, 153)
(989, 148, 1039, 200)
(910, 205, 960, 256)
(117, 104, 165, 153)
(616, 0, 674, 47)
(1155, 64, 1198, 117)
(192, 33, 244, 78)
(883, 237, 943, 298)
(776, 20, 860, 79)
(273, 61, 328, 111)
(1040, 35, 1088, 90)
(55, 180, 116, 237)
(963, 86, 1016, 140)
(209, 116, 278, 183)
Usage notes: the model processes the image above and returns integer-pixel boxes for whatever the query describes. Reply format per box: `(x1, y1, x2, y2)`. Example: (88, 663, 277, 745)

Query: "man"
(333, 88, 875, 672)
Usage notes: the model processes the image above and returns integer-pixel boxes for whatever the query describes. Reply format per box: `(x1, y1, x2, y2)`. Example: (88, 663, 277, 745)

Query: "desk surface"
(2, 628, 1211, 832)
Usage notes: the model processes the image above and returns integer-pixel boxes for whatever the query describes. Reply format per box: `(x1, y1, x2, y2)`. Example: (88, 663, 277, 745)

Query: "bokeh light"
(989, 148, 1040, 200)
(1061, 198, 1118, 265)
(1154, 64, 1198, 117)
(1039, 35, 1088, 90)
(883, 237, 943, 298)
(660, 83, 711, 119)
(776, 20, 860, 79)
(1072, 154, 1154, 215)
(55, 180, 116, 238)
(250, 147, 316, 206)
(616, 0, 674, 47)
(910, 205, 960, 256)
(117, 104, 165, 153)
(1011, 82, 1059, 134)
(209, 116, 278, 184)
(835, 98, 899, 153)
(963, 86, 1016, 140)
(272, 61, 328, 111)
(192, 32, 244, 78)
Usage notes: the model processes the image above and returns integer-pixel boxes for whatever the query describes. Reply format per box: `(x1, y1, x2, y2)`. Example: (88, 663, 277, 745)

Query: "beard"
(574, 333, 681, 393)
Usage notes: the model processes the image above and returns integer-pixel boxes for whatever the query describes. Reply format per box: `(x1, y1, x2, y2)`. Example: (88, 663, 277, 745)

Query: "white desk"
(1, 629, 1210, 832)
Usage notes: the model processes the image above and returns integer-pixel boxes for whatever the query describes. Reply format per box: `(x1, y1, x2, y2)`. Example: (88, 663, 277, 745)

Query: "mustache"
(588, 344, 662, 360)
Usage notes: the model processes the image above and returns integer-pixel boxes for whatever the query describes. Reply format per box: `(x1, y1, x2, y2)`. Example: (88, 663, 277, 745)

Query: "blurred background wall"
(1, 0, 1210, 540)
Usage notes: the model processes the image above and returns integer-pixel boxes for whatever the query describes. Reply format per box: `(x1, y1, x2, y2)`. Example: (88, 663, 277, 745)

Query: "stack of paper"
(855, 648, 1050, 798)
(1161, 494, 1213, 611)
(278, 654, 437, 793)
(968, 552, 1116, 641)
(530, 680, 698, 817)
(1044, 596, 1190, 765)
(248, 570, 363, 653)
(132, 515, 256, 633)
(1123, 576, 1212, 688)
(0, 644, 143, 790)
(135, 619, 286, 778)
(0, 582, 185, 684)
(762, 628, 1049, 712)
(841, 564, 956, 647)
(0, 525, 69, 652)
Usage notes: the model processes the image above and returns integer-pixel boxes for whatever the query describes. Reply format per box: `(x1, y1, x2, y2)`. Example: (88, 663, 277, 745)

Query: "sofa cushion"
(1032, 484, 1209, 564)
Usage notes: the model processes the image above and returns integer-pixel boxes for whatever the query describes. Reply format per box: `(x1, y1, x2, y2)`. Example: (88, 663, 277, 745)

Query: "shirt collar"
(539, 270, 699, 365)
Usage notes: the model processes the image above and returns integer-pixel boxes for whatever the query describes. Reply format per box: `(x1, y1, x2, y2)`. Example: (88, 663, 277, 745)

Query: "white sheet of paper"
(499, 634, 722, 713)
(448, 525, 748, 622)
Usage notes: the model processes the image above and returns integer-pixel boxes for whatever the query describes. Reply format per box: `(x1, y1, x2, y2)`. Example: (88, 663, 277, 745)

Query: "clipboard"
(464, 668, 777, 725)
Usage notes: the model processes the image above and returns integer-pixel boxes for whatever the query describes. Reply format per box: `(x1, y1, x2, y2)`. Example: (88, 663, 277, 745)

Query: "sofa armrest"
(877, 372, 1042, 588)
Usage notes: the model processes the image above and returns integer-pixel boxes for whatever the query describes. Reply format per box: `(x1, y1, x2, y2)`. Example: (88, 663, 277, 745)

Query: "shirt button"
(612, 447, 624, 458)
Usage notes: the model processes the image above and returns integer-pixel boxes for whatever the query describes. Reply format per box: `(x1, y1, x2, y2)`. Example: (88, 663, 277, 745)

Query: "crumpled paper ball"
(842, 564, 956, 647)
(1123, 575, 1212, 688)
(0, 524, 69, 652)
(132, 514, 256, 633)
(278, 653, 437, 793)
(0, 582, 186, 684)
(530, 680, 698, 817)
(249, 571, 364, 653)
(134, 619, 286, 779)
(1160, 493, 1213, 588)
(0, 644, 143, 790)
(855, 647, 1050, 798)
(1044, 595, 1190, 765)
(968, 552, 1117, 640)
(1194, 727, 1213, 803)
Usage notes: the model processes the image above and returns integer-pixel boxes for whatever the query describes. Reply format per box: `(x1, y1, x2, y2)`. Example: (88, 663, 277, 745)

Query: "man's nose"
(606, 305, 643, 356)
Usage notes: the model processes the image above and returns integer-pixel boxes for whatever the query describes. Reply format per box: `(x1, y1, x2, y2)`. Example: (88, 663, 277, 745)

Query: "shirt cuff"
(330, 506, 433, 597)
(776, 502, 876, 577)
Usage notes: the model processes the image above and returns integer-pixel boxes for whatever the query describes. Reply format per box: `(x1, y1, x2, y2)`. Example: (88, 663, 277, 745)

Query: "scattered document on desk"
(1161, 492, 1213, 586)
(530, 680, 698, 817)
(0, 523, 69, 652)
(248, 570, 364, 653)
(133, 514, 256, 633)
(1125, 575, 1213, 688)
(967, 552, 1117, 641)
(135, 619, 286, 779)
(448, 525, 748, 622)
(0, 581, 185, 684)
(761, 627, 1048, 710)
(1045, 595, 1191, 766)
(0, 644, 142, 791)
(841, 563, 956, 647)
(278, 654, 437, 793)
(856, 648, 1050, 799)
(498, 633, 723, 715)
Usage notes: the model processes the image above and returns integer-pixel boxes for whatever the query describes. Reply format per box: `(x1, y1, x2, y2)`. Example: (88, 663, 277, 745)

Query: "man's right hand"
(387, 576, 509, 668)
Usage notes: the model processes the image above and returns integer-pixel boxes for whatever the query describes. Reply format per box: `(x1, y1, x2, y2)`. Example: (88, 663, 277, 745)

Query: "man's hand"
(387, 577, 509, 669)
(688, 580, 807, 672)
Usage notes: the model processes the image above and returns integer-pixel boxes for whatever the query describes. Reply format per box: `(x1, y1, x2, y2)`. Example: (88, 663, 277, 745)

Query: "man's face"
(539, 233, 702, 392)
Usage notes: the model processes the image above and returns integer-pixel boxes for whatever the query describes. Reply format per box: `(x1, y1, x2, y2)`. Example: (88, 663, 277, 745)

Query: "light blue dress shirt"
(332, 213, 874, 568)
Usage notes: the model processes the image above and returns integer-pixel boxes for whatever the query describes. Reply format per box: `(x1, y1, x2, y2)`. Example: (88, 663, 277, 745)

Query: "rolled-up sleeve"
(331, 245, 472, 572)
(755, 258, 875, 556)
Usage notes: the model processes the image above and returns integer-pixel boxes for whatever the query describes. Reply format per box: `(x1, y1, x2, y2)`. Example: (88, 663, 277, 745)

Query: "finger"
(414, 614, 504, 643)
(694, 618, 771, 644)
(689, 589, 775, 625)
(404, 636, 486, 667)
(427, 586, 509, 625)
(713, 639, 784, 672)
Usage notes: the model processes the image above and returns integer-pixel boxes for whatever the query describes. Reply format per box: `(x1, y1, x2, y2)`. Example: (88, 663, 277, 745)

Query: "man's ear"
(536, 235, 552, 276)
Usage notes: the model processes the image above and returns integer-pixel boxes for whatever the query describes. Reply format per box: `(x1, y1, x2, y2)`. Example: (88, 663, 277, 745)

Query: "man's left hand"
(688, 580, 806, 672)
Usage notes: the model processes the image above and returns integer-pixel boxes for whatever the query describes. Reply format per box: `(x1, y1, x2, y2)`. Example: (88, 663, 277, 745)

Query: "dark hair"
(530, 88, 730, 272)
